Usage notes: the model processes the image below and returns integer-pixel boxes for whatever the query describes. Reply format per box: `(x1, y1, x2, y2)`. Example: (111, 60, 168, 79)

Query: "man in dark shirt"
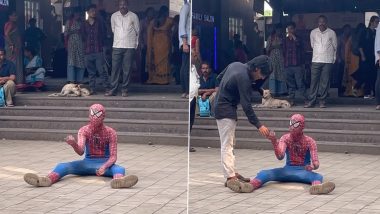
(214, 55, 272, 188)
(24, 18, 46, 55)
(0, 48, 16, 107)
(84, 4, 111, 95)
(283, 22, 306, 106)
(198, 61, 218, 113)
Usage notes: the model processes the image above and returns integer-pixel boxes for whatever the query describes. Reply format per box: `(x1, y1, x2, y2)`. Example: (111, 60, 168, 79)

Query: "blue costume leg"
(49, 160, 91, 183)
(279, 166, 323, 184)
(252, 166, 323, 188)
(78, 158, 125, 178)
(253, 167, 288, 188)
(51, 160, 87, 178)
(50, 159, 126, 182)
(104, 164, 126, 178)
(51, 158, 110, 178)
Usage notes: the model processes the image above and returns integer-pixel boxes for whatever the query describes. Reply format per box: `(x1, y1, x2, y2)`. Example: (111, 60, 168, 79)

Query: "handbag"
(0, 86, 5, 107)
(197, 96, 211, 117)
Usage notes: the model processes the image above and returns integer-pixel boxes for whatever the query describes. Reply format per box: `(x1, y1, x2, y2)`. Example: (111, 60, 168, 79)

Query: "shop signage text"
(192, 12, 215, 23)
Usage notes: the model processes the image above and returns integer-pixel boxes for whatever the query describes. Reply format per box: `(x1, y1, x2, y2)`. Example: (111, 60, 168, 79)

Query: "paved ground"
(189, 147, 380, 214)
(0, 140, 187, 214)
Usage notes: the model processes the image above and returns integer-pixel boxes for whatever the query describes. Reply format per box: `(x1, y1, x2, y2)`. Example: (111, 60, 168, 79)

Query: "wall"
(220, 0, 256, 70)
(192, 0, 219, 70)
(94, 0, 170, 15)
(193, 0, 258, 72)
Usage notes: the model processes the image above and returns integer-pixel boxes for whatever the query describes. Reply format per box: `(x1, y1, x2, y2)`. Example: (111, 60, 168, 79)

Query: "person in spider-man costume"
(226, 114, 335, 194)
(23, 104, 138, 189)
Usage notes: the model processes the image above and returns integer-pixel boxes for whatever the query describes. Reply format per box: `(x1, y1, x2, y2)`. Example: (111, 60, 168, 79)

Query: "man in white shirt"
(179, 0, 190, 98)
(105, 0, 139, 97)
(305, 15, 337, 108)
(374, 23, 380, 110)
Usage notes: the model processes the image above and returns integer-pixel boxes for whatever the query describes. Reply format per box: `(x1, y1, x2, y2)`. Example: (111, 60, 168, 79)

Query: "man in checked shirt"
(227, 114, 335, 194)
(24, 104, 138, 189)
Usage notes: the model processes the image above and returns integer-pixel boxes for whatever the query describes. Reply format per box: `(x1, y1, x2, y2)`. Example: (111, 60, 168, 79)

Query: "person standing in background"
(146, 6, 174, 85)
(139, 7, 155, 83)
(305, 15, 337, 108)
(343, 23, 365, 97)
(84, 4, 111, 95)
(374, 20, 380, 110)
(179, 0, 191, 98)
(283, 22, 306, 106)
(191, 27, 202, 72)
(106, 0, 139, 97)
(336, 24, 351, 96)
(24, 18, 46, 56)
(251, 22, 264, 58)
(171, 15, 181, 85)
(352, 16, 379, 99)
(65, 8, 85, 84)
(4, 11, 23, 84)
(267, 24, 287, 97)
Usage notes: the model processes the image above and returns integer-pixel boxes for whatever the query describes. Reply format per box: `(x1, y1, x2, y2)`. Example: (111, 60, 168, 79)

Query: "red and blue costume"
(24, 104, 138, 189)
(227, 114, 335, 194)
(251, 114, 323, 188)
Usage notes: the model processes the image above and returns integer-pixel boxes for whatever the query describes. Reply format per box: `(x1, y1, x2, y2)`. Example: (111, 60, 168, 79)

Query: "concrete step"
(14, 93, 188, 109)
(3, 93, 188, 147)
(249, 93, 376, 106)
(0, 116, 188, 134)
(189, 136, 380, 155)
(238, 106, 380, 120)
(0, 128, 188, 146)
(0, 106, 188, 120)
(191, 126, 380, 144)
(194, 116, 380, 131)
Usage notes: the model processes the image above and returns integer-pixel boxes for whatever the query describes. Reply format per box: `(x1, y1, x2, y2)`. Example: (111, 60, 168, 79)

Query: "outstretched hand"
(258, 125, 270, 137)
(65, 135, 76, 146)
(267, 130, 277, 142)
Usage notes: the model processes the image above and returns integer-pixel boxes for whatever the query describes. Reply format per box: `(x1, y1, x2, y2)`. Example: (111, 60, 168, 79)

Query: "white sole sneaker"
(226, 179, 254, 193)
(309, 181, 335, 195)
(110, 175, 138, 189)
(24, 173, 52, 187)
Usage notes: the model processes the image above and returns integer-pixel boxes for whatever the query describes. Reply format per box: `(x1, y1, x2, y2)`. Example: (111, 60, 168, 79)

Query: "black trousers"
(190, 97, 196, 131)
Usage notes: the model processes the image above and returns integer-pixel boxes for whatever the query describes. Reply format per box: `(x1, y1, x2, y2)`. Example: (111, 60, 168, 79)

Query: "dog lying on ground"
(253, 89, 291, 108)
(48, 84, 90, 97)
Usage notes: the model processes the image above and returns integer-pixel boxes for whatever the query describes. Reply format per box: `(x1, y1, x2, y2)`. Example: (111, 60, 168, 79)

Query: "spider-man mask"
(89, 104, 105, 127)
(289, 114, 305, 138)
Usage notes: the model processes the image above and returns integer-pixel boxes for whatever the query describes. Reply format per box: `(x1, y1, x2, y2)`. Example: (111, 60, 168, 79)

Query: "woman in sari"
(146, 6, 174, 85)
(4, 11, 23, 84)
(344, 23, 366, 97)
(267, 24, 287, 96)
